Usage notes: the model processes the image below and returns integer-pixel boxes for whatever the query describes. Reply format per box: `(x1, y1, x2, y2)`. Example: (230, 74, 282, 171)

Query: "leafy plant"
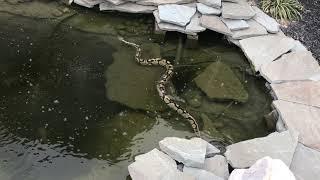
(261, 0, 303, 21)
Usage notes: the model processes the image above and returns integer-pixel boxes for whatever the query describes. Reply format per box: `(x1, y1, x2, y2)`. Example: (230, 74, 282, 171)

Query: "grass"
(261, 0, 303, 21)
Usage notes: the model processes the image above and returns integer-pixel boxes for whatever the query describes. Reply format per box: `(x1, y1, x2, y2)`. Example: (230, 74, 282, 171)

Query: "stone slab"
(204, 155, 229, 179)
(191, 138, 221, 155)
(183, 166, 224, 180)
(222, 2, 255, 20)
(225, 130, 298, 168)
(159, 137, 207, 168)
(231, 19, 268, 39)
(196, 3, 221, 15)
(221, 18, 249, 31)
(260, 51, 320, 83)
(186, 13, 206, 33)
(271, 81, 320, 108)
(99, 2, 156, 13)
(74, 0, 104, 8)
(200, 15, 232, 36)
(158, 4, 196, 26)
(239, 35, 295, 72)
(137, 0, 194, 6)
(290, 143, 320, 180)
(252, 6, 279, 33)
(291, 40, 308, 52)
(105, 0, 126, 5)
(273, 100, 320, 151)
(198, 0, 221, 8)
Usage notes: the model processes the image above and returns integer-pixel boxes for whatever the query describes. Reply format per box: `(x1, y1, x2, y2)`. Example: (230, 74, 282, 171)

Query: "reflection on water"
(0, 3, 272, 180)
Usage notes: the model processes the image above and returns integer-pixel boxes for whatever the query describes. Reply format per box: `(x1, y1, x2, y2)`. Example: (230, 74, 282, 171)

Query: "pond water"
(0, 3, 272, 180)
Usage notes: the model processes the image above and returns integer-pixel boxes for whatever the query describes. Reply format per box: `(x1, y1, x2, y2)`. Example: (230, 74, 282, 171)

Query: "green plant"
(261, 0, 303, 21)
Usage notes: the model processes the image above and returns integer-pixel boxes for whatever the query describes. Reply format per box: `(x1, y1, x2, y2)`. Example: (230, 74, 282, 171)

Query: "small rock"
(200, 15, 232, 36)
(204, 155, 229, 179)
(183, 166, 224, 180)
(158, 4, 196, 26)
(221, 18, 249, 31)
(229, 157, 295, 180)
(196, 3, 221, 15)
(198, 0, 221, 8)
(252, 6, 279, 33)
(159, 137, 207, 168)
(222, 2, 255, 20)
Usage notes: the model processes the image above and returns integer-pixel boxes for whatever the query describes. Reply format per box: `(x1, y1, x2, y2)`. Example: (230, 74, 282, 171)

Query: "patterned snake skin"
(118, 37, 201, 137)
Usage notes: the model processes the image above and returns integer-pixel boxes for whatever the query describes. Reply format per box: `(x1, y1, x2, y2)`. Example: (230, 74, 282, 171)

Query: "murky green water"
(0, 3, 272, 180)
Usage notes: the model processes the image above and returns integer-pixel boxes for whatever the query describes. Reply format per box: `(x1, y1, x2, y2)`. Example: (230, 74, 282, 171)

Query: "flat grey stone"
(239, 35, 295, 72)
(229, 157, 295, 180)
(200, 15, 232, 36)
(260, 51, 320, 83)
(225, 130, 298, 168)
(222, 18, 249, 31)
(129, 148, 196, 180)
(271, 81, 320, 108)
(196, 3, 221, 15)
(137, 0, 194, 6)
(191, 138, 221, 155)
(222, 2, 255, 20)
(290, 143, 320, 180)
(159, 137, 207, 168)
(186, 13, 206, 33)
(309, 73, 320, 81)
(74, 0, 104, 8)
(198, 0, 221, 8)
(291, 40, 308, 52)
(183, 166, 224, 180)
(99, 2, 156, 13)
(231, 19, 268, 39)
(273, 100, 320, 151)
(158, 4, 196, 26)
(252, 6, 279, 33)
(204, 155, 229, 179)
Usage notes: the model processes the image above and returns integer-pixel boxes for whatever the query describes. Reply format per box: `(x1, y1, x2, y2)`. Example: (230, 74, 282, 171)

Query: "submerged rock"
(194, 62, 248, 103)
(105, 43, 166, 111)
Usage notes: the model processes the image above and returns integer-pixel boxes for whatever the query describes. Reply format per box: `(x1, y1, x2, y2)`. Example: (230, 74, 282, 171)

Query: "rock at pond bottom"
(194, 61, 248, 103)
(105, 43, 166, 111)
(229, 157, 295, 180)
(159, 137, 207, 168)
(129, 148, 195, 180)
(225, 130, 298, 168)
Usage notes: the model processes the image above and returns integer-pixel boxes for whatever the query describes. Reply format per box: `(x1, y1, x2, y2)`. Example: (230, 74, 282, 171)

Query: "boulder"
(137, 0, 194, 6)
(229, 157, 295, 180)
(198, 0, 221, 8)
(271, 81, 320, 108)
(200, 15, 232, 36)
(252, 6, 279, 33)
(99, 2, 156, 13)
(260, 51, 320, 83)
(273, 100, 320, 151)
(196, 3, 221, 15)
(239, 35, 295, 72)
(225, 130, 298, 168)
(183, 166, 224, 180)
(159, 137, 207, 168)
(231, 19, 268, 40)
(221, 18, 249, 31)
(290, 143, 320, 180)
(158, 4, 196, 26)
(204, 155, 229, 179)
(194, 61, 248, 102)
(222, 2, 255, 20)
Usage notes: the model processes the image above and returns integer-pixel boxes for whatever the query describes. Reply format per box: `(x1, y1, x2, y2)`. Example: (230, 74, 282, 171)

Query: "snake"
(118, 37, 201, 137)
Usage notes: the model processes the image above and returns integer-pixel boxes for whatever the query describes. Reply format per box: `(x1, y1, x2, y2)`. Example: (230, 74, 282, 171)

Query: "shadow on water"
(0, 3, 272, 180)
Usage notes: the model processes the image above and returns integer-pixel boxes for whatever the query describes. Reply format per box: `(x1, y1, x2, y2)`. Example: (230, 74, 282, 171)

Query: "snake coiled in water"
(118, 37, 201, 137)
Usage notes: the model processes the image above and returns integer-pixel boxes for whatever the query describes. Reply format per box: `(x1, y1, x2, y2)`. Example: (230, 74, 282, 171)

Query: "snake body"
(119, 37, 201, 137)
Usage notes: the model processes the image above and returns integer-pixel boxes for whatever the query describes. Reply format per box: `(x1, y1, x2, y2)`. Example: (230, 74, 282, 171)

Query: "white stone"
(105, 0, 126, 5)
(222, 18, 249, 31)
(74, 0, 104, 8)
(309, 73, 320, 81)
(186, 13, 206, 33)
(159, 137, 207, 168)
(200, 15, 232, 36)
(129, 148, 196, 180)
(231, 19, 268, 39)
(276, 117, 287, 132)
(273, 100, 320, 151)
(137, 0, 194, 6)
(290, 143, 320, 180)
(191, 138, 220, 154)
(222, 2, 255, 20)
(291, 40, 308, 52)
(225, 131, 298, 168)
(260, 51, 320, 83)
(183, 166, 224, 180)
(204, 155, 229, 179)
(226, 36, 240, 47)
(229, 157, 295, 180)
(252, 6, 279, 33)
(158, 4, 196, 26)
(239, 35, 295, 72)
(198, 0, 221, 8)
(196, 3, 221, 15)
(99, 2, 156, 13)
(271, 81, 320, 108)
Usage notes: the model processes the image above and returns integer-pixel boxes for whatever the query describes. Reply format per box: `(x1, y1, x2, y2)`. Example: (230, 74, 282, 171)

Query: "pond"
(0, 3, 272, 180)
